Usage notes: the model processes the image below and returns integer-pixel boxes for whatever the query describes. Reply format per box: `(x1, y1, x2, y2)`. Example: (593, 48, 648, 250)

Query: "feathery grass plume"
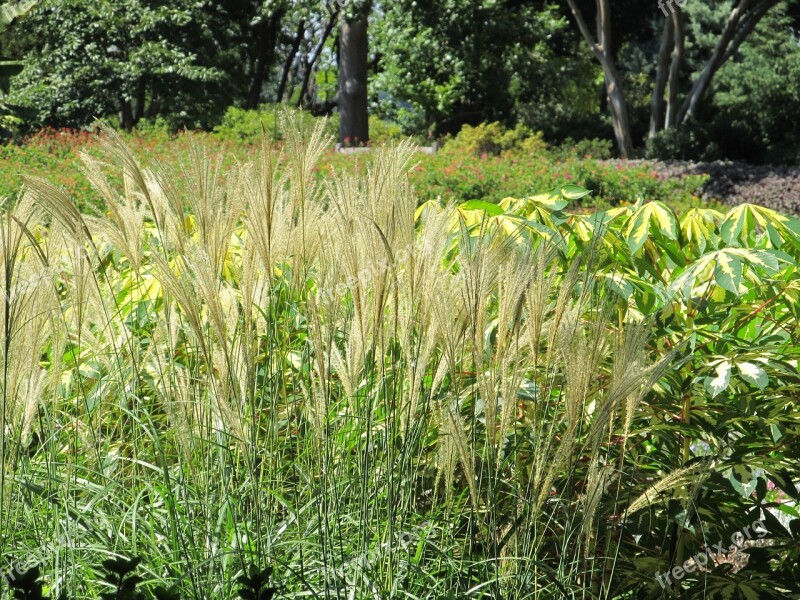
(324, 169, 387, 338)
(316, 176, 371, 397)
(240, 138, 285, 276)
(529, 295, 606, 515)
(394, 206, 451, 435)
(83, 125, 177, 250)
(92, 124, 157, 217)
(430, 265, 468, 384)
(434, 406, 460, 503)
(625, 462, 710, 516)
(281, 112, 330, 266)
(21, 177, 90, 245)
(573, 317, 675, 560)
(210, 345, 248, 445)
(1, 123, 731, 597)
(439, 402, 479, 511)
(57, 236, 102, 344)
(282, 111, 330, 210)
(478, 245, 540, 461)
(361, 141, 418, 255)
(80, 149, 148, 271)
(0, 198, 60, 515)
(580, 460, 615, 560)
(147, 249, 207, 358)
(181, 144, 245, 278)
(524, 245, 560, 363)
(156, 240, 247, 445)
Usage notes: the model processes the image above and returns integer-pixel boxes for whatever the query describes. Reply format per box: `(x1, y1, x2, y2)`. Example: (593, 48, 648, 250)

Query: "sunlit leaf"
(705, 361, 732, 398)
(623, 201, 678, 255)
(459, 200, 503, 216)
(555, 184, 592, 200)
(737, 361, 768, 390)
(713, 250, 743, 294)
(527, 192, 568, 211)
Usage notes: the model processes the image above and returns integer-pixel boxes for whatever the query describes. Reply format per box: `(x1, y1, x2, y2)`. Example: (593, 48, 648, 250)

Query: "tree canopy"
(1, 0, 799, 162)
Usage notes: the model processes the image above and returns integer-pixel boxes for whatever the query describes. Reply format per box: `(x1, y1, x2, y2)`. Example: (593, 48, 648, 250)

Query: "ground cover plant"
(0, 116, 798, 599)
(0, 115, 710, 217)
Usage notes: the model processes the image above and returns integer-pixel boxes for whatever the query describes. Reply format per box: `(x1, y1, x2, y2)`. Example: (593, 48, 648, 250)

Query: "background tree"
(0, 0, 36, 136)
(6, 0, 241, 129)
(564, 0, 635, 156)
(242, 1, 286, 109)
(565, 0, 787, 156)
(338, 0, 371, 145)
(373, 0, 570, 136)
(647, 2, 800, 163)
(1, 0, 799, 164)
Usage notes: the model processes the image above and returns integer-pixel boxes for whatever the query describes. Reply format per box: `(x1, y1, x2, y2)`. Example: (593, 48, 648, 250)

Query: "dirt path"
(614, 160, 800, 215)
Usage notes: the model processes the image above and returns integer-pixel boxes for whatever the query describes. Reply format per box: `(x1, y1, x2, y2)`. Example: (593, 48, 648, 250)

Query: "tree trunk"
(133, 77, 146, 124)
(649, 16, 673, 139)
(246, 8, 284, 110)
(602, 58, 634, 158)
(277, 19, 306, 103)
(119, 97, 133, 131)
(146, 89, 159, 119)
(665, 7, 684, 129)
(338, 9, 369, 146)
(298, 11, 338, 107)
(565, 0, 633, 157)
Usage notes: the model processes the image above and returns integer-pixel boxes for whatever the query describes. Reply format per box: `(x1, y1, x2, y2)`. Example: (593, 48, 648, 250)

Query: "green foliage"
(4, 565, 57, 600)
(212, 104, 325, 142)
(0, 120, 711, 216)
(645, 117, 721, 162)
(710, 3, 800, 164)
(0, 0, 36, 30)
(441, 121, 547, 157)
(0, 557, 277, 599)
(372, 0, 569, 134)
(647, 2, 800, 164)
(364, 113, 406, 144)
(99, 557, 145, 600)
(0, 0, 796, 164)
(413, 125, 708, 211)
(5, 0, 253, 131)
(212, 104, 405, 146)
(550, 136, 615, 160)
(236, 567, 276, 600)
(0, 125, 798, 598)
(464, 187, 800, 594)
(0, 1, 37, 138)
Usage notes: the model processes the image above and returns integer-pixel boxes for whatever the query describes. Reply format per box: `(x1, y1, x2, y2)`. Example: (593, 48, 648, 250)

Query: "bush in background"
(416, 121, 708, 211)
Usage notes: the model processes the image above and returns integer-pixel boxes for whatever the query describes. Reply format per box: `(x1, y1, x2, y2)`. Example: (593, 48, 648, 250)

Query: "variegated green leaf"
(705, 361, 732, 398)
(713, 250, 743, 294)
(555, 184, 592, 200)
(527, 192, 568, 211)
(680, 207, 721, 255)
(459, 200, 504, 216)
(737, 361, 768, 390)
(720, 203, 790, 248)
(623, 201, 678, 255)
